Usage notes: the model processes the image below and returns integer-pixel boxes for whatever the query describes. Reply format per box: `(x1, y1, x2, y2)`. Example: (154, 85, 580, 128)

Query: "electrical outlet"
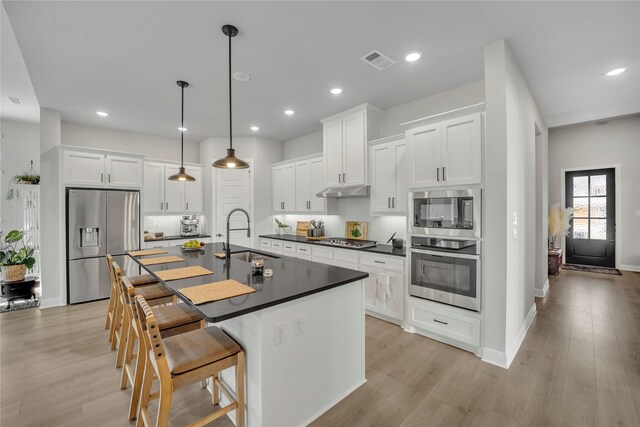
(293, 316, 304, 336)
(274, 322, 286, 345)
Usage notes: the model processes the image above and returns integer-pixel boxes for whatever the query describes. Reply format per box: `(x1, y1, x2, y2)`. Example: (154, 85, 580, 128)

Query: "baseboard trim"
(482, 303, 537, 369)
(39, 297, 62, 309)
(535, 279, 550, 298)
(621, 264, 640, 272)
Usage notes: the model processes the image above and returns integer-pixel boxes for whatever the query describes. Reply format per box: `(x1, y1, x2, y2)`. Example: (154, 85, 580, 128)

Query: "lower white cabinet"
(408, 297, 481, 352)
(296, 244, 312, 260)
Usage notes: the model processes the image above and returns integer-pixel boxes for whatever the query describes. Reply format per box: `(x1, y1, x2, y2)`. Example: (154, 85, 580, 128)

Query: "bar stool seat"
(128, 274, 158, 286)
(135, 283, 174, 301)
(163, 327, 242, 374)
(154, 304, 204, 331)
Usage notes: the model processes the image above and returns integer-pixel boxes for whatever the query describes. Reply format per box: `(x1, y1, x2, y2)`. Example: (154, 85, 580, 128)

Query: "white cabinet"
(369, 136, 408, 214)
(272, 163, 296, 213)
(359, 253, 406, 323)
(143, 162, 203, 214)
(296, 244, 312, 260)
(185, 168, 203, 213)
(406, 112, 482, 188)
(321, 103, 381, 188)
(63, 150, 142, 188)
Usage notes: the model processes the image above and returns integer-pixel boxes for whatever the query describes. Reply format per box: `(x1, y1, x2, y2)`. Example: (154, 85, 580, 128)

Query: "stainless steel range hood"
(316, 185, 370, 198)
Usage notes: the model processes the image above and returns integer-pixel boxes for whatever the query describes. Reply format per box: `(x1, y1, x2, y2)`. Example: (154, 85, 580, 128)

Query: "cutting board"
(345, 221, 368, 240)
(296, 221, 312, 237)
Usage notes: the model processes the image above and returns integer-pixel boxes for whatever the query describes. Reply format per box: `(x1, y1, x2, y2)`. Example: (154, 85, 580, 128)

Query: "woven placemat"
(139, 256, 185, 266)
(155, 266, 214, 282)
(179, 280, 255, 305)
(128, 249, 168, 257)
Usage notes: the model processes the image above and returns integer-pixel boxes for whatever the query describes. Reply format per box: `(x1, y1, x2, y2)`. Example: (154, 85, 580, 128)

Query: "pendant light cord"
(181, 83, 185, 166)
(228, 30, 233, 151)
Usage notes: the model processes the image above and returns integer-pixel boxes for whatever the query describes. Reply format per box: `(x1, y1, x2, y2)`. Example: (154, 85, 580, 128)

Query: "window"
(572, 174, 607, 240)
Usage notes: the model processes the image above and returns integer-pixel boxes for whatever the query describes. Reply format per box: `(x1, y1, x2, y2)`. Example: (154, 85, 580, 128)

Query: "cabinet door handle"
(437, 168, 440, 182)
(101, 173, 104, 183)
(338, 174, 341, 183)
(388, 197, 391, 208)
(160, 202, 163, 210)
(443, 167, 446, 181)
(108, 173, 111, 183)
(165, 202, 168, 210)
(342, 172, 346, 183)
(186, 202, 189, 211)
(392, 197, 395, 208)
(434, 319, 448, 325)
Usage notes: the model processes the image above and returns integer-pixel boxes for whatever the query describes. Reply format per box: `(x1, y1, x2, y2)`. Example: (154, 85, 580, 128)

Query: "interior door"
(216, 166, 251, 247)
(565, 168, 615, 267)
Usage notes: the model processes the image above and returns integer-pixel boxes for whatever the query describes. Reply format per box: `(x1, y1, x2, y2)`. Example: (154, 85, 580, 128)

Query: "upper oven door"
(409, 189, 481, 238)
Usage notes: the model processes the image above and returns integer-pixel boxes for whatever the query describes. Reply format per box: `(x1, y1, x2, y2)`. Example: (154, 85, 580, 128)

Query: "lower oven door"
(409, 249, 481, 312)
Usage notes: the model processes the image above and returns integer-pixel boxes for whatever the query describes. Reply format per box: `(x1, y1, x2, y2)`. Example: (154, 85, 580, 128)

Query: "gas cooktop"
(321, 238, 377, 249)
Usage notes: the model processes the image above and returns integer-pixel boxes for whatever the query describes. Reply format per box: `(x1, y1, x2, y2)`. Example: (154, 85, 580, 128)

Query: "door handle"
(160, 202, 163, 210)
(165, 202, 168, 210)
(343, 172, 346, 183)
(186, 202, 189, 211)
(338, 174, 341, 183)
(443, 167, 446, 181)
(392, 197, 395, 208)
(388, 197, 391, 208)
(108, 173, 111, 183)
(437, 168, 440, 181)
(101, 173, 104, 183)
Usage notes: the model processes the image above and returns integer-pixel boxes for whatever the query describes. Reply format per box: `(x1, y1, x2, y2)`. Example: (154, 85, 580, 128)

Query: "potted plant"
(548, 204, 573, 249)
(274, 218, 290, 236)
(6, 161, 40, 200)
(0, 230, 36, 282)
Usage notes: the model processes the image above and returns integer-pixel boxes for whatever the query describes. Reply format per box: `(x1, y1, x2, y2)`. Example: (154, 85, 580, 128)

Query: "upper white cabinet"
(273, 155, 336, 214)
(272, 163, 296, 213)
(321, 103, 381, 188)
(143, 161, 203, 214)
(369, 136, 408, 214)
(63, 150, 142, 188)
(406, 112, 483, 188)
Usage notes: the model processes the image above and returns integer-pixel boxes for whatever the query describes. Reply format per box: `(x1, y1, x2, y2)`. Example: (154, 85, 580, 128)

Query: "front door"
(565, 168, 615, 267)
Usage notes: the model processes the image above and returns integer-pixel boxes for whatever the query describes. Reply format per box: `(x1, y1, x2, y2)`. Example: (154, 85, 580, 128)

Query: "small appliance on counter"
(180, 215, 199, 237)
(386, 232, 404, 249)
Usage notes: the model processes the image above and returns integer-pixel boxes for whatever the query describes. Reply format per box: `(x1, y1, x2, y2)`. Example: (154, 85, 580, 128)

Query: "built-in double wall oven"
(408, 189, 481, 312)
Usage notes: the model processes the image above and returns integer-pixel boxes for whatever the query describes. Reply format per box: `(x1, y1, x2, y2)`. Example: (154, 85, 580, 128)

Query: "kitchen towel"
(179, 280, 255, 305)
(376, 272, 391, 302)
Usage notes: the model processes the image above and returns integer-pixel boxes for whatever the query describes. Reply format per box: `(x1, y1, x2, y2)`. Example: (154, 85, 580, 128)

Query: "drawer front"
(283, 242, 297, 253)
(312, 246, 333, 261)
(359, 253, 405, 273)
(271, 240, 283, 250)
(409, 300, 480, 347)
(296, 244, 312, 256)
(333, 248, 359, 265)
(260, 239, 272, 250)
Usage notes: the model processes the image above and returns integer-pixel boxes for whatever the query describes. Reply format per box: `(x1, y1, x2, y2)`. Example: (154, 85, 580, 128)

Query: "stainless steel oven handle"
(410, 248, 480, 260)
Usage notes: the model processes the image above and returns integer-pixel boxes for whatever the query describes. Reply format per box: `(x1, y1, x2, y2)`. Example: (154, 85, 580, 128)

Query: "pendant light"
(168, 80, 196, 181)
(213, 24, 249, 169)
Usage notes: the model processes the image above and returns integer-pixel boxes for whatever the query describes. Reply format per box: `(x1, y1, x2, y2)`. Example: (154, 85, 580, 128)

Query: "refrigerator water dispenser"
(80, 228, 100, 248)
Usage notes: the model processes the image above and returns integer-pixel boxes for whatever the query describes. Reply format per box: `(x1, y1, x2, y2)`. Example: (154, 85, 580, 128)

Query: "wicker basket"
(3, 265, 26, 282)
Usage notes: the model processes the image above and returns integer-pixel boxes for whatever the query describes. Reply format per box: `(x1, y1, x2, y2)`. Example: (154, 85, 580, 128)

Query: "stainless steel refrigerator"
(66, 189, 140, 304)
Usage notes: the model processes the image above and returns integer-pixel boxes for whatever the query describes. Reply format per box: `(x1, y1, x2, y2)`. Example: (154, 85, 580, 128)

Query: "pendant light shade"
(169, 80, 196, 182)
(213, 24, 249, 169)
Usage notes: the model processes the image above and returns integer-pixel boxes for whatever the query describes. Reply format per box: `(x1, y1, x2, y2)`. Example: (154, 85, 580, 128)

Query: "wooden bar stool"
(120, 277, 205, 421)
(137, 295, 245, 427)
(105, 254, 158, 332)
(111, 261, 176, 368)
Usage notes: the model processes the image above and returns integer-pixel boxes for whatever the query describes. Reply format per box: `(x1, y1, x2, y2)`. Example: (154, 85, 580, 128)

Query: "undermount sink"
(229, 251, 279, 262)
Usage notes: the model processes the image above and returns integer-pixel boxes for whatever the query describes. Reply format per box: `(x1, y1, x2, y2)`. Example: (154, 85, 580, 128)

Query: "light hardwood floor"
(2, 269, 639, 426)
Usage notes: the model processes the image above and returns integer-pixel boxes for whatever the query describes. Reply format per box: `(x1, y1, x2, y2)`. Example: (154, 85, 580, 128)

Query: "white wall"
(483, 39, 547, 368)
(61, 121, 200, 163)
(1, 119, 40, 232)
(548, 115, 640, 270)
(282, 81, 486, 161)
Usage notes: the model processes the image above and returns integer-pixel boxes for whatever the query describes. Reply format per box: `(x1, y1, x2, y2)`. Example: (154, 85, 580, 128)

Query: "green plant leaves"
(5, 230, 23, 243)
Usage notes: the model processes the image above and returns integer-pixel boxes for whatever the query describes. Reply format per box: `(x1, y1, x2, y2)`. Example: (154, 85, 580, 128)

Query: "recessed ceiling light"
(233, 72, 251, 82)
(250, 126, 260, 131)
(96, 111, 109, 117)
(405, 51, 422, 62)
(178, 127, 187, 132)
(284, 110, 295, 116)
(330, 88, 343, 95)
(606, 67, 626, 76)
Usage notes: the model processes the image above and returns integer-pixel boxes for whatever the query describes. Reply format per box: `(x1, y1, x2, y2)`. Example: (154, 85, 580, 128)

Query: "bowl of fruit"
(182, 239, 205, 251)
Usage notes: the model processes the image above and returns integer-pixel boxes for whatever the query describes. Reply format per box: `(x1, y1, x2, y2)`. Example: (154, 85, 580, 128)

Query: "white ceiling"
(2, 1, 638, 142)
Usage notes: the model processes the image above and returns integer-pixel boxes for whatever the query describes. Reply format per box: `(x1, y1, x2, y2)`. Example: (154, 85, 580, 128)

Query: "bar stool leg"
(109, 296, 122, 347)
(115, 307, 130, 368)
(120, 322, 136, 389)
(236, 351, 245, 427)
(212, 374, 220, 405)
(105, 285, 115, 330)
(128, 343, 146, 421)
(136, 356, 154, 427)
(156, 377, 174, 427)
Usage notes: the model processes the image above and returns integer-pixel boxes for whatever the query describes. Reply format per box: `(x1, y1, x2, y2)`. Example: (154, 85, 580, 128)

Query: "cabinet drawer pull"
(434, 319, 448, 325)
(443, 167, 446, 181)
(374, 260, 385, 264)
(299, 248, 307, 252)
(437, 168, 440, 182)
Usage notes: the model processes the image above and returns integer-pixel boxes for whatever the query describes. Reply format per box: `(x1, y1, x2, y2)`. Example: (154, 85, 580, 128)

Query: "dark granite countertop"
(129, 242, 368, 323)
(144, 234, 212, 242)
(259, 234, 406, 257)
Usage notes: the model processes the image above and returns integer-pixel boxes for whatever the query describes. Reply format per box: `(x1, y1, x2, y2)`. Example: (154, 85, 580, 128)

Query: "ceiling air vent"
(6, 97, 23, 105)
(361, 50, 396, 71)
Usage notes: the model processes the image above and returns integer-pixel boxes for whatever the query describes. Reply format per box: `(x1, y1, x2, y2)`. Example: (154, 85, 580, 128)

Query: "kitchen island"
(129, 242, 368, 427)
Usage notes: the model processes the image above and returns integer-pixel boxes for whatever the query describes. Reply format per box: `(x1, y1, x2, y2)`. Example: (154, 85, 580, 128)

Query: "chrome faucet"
(226, 208, 251, 259)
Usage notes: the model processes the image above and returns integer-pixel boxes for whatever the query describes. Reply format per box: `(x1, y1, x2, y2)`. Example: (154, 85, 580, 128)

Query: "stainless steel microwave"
(409, 189, 481, 238)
